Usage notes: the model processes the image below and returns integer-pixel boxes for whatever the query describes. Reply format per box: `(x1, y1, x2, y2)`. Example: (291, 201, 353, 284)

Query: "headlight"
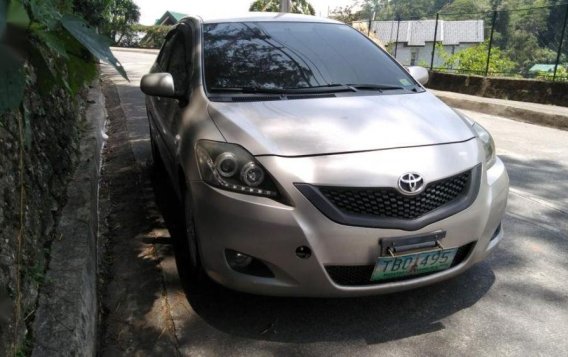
(196, 140, 280, 198)
(472, 123, 496, 168)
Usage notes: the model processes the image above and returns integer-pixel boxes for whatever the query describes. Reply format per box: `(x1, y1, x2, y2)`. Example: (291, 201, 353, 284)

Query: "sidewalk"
(431, 89, 568, 130)
(110, 46, 159, 56)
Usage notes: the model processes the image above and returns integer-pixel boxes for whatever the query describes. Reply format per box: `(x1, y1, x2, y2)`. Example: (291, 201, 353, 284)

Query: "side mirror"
(140, 73, 176, 97)
(407, 66, 429, 85)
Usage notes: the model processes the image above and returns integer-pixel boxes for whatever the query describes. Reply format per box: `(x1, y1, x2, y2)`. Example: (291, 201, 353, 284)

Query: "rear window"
(202, 22, 417, 91)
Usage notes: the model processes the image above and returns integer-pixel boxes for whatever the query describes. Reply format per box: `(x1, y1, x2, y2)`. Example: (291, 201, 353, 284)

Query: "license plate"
(370, 248, 458, 281)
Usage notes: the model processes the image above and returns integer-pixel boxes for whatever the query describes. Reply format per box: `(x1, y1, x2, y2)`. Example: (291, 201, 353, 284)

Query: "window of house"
(410, 49, 419, 66)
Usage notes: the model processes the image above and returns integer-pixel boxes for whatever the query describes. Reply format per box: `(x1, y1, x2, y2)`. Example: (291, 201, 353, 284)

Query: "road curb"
(433, 90, 568, 131)
(110, 46, 159, 56)
(32, 81, 107, 356)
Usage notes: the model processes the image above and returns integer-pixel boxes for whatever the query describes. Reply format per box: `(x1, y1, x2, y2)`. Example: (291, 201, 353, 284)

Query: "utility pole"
(280, 0, 292, 12)
(484, 10, 497, 77)
(430, 13, 439, 71)
(553, 4, 568, 81)
(394, 16, 401, 59)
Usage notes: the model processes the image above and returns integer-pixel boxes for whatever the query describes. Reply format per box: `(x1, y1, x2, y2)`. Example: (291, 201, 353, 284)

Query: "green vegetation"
(0, 0, 128, 115)
(330, 0, 568, 79)
(353, 0, 461, 21)
(534, 66, 568, 80)
(100, 0, 140, 46)
(131, 24, 171, 49)
(249, 0, 316, 15)
(437, 41, 516, 75)
(1, 1, 136, 354)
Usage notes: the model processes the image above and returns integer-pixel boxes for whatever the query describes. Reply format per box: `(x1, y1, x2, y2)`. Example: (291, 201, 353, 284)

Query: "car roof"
(200, 12, 342, 25)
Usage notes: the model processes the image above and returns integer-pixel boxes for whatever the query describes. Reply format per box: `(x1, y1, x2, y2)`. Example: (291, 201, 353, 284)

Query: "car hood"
(207, 91, 474, 156)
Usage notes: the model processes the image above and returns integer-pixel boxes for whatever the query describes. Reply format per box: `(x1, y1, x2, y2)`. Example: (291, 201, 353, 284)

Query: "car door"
(147, 31, 176, 171)
(151, 25, 193, 182)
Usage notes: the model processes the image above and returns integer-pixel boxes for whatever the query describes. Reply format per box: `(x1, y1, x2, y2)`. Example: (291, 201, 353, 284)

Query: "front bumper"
(189, 141, 509, 297)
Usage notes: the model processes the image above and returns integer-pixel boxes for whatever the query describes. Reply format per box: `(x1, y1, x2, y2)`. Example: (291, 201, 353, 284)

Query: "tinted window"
(157, 33, 177, 71)
(203, 22, 417, 91)
(167, 34, 191, 96)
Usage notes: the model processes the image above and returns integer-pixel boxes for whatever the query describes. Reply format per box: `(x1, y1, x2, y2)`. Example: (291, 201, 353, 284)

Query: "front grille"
(295, 164, 481, 230)
(319, 170, 471, 221)
(325, 242, 475, 286)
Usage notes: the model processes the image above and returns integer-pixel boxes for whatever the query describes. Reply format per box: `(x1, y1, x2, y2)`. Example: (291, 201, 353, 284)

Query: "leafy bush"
(134, 24, 172, 49)
(533, 66, 568, 81)
(249, 0, 315, 15)
(0, 0, 128, 115)
(1, 1, 130, 354)
(437, 41, 516, 76)
(100, 0, 140, 45)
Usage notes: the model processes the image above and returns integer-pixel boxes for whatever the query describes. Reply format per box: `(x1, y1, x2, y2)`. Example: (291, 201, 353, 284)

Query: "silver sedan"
(141, 13, 509, 297)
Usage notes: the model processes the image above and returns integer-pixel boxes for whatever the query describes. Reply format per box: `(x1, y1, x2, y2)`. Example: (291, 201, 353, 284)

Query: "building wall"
(390, 42, 476, 68)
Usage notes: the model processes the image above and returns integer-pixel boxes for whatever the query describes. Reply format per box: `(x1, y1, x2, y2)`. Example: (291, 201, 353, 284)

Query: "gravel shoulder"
(98, 78, 179, 356)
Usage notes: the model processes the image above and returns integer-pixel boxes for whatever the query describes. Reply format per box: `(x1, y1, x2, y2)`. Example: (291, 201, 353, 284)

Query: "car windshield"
(202, 21, 419, 93)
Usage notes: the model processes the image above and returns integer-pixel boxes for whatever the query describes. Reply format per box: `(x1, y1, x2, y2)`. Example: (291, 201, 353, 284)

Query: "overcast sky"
(134, 0, 355, 25)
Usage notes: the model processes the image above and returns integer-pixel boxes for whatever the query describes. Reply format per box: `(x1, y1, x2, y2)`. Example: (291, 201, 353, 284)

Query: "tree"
(73, 0, 112, 28)
(437, 41, 516, 75)
(249, 0, 316, 16)
(352, 0, 566, 77)
(358, 0, 388, 20)
(540, 0, 568, 51)
(101, 0, 140, 44)
(1, 0, 128, 114)
(439, 0, 489, 15)
(329, 4, 360, 23)
(392, 0, 437, 19)
(358, 0, 453, 20)
(492, 0, 556, 71)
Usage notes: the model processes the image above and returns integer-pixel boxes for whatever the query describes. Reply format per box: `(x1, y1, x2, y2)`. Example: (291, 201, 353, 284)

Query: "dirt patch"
(98, 79, 179, 356)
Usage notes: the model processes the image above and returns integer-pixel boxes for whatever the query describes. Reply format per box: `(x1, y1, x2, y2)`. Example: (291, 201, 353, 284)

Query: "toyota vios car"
(141, 13, 509, 297)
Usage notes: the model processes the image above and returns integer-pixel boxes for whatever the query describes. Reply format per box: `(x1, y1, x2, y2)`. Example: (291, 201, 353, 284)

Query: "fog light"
(226, 250, 253, 269)
(225, 250, 275, 277)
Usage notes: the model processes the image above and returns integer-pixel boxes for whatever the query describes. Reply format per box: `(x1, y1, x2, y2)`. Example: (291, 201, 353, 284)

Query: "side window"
(410, 49, 418, 66)
(157, 33, 177, 71)
(166, 31, 192, 97)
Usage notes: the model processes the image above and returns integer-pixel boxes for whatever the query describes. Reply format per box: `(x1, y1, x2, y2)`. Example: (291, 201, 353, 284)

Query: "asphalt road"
(100, 49, 568, 356)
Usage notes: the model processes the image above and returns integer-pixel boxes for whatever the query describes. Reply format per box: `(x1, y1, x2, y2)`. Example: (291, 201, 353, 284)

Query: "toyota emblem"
(398, 173, 425, 195)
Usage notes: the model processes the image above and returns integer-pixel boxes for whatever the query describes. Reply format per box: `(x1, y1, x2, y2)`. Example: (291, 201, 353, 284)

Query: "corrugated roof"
(155, 11, 188, 25)
(355, 19, 484, 46)
(169, 11, 188, 21)
(529, 64, 556, 72)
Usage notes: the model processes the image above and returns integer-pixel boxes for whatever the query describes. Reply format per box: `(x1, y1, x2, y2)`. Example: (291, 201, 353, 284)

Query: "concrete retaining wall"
(32, 81, 107, 356)
(427, 72, 568, 107)
(0, 65, 82, 355)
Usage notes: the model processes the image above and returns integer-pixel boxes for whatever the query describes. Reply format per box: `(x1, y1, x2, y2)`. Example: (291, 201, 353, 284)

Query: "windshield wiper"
(347, 83, 408, 91)
(210, 84, 357, 95)
(210, 87, 284, 94)
(209, 83, 420, 96)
